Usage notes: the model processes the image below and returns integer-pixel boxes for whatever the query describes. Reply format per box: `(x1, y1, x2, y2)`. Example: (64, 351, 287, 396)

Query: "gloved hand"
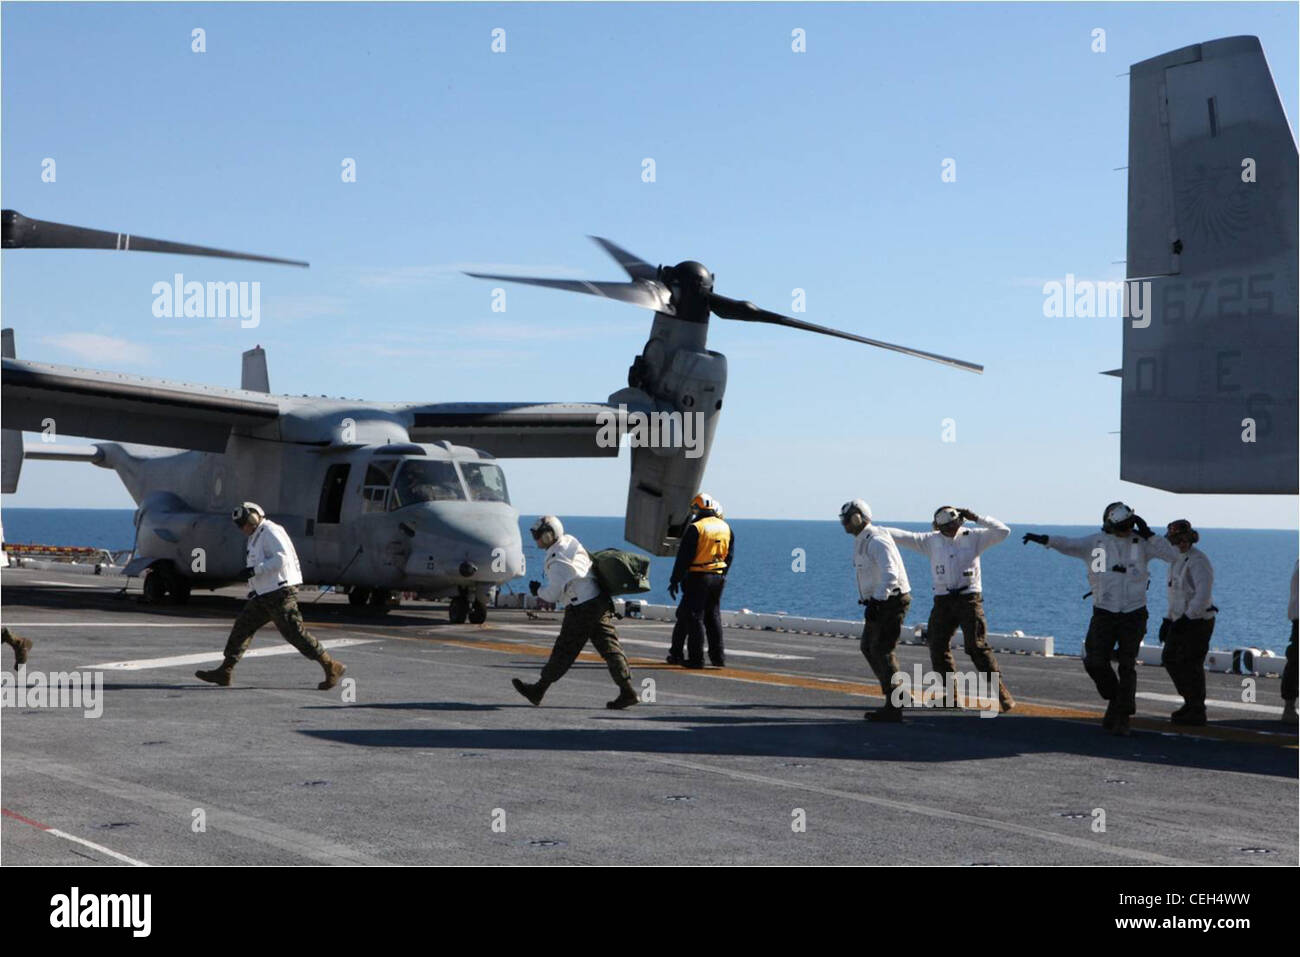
(239, 566, 255, 582)
(528, 580, 541, 596)
(1022, 533, 1048, 546)
(1132, 515, 1154, 539)
(959, 508, 979, 521)
(668, 582, 680, 600)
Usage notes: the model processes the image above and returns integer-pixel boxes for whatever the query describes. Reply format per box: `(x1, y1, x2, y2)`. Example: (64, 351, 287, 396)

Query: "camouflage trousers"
(927, 593, 1006, 689)
(540, 595, 632, 688)
(861, 592, 911, 703)
(223, 587, 325, 662)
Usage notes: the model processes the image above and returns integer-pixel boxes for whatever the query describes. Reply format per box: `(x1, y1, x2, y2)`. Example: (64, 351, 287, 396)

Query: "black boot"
(512, 678, 548, 706)
(1101, 698, 1120, 731)
(866, 705, 904, 723)
(606, 683, 639, 710)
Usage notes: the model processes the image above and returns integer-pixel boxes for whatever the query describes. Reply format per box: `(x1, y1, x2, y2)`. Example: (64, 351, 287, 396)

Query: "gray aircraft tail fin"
(1122, 36, 1297, 493)
(241, 346, 270, 393)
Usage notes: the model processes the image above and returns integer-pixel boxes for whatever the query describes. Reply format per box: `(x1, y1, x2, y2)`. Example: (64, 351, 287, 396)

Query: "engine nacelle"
(616, 329, 727, 555)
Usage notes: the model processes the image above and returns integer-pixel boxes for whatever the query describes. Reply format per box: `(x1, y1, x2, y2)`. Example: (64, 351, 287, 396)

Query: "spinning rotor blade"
(588, 236, 659, 281)
(708, 293, 984, 374)
(463, 271, 673, 312)
(2, 210, 309, 267)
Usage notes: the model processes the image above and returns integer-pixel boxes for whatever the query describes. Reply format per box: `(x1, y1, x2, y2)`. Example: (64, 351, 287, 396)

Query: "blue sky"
(2, 2, 1297, 528)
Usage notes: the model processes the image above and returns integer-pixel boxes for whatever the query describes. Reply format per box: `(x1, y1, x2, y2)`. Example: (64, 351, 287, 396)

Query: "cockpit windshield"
(390, 460, 465, 507)
(459, 462, 510, 504)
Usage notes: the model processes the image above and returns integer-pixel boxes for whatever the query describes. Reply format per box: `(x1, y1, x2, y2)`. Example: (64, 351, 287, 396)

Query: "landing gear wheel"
(448, 595, 469, 624)
(368, 589, 394, 613)
(468, 601, 487, 624)
(142, 569, 168, 604)
(169, 575, 192, 604)
(348, 586, 372, 608)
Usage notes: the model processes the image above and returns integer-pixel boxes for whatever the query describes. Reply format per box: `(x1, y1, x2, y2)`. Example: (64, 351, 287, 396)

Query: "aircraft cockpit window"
(391, 460, 465, 508)
(362, 459, 398, 513)
(460, 462, 510, 504)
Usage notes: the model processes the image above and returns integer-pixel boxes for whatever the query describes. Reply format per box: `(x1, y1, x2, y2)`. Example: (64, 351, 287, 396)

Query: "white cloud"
(40, 333, 151, 366)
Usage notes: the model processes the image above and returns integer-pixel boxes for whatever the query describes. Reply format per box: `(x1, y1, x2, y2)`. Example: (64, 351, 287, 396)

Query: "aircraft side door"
(311, 462, 350, 579)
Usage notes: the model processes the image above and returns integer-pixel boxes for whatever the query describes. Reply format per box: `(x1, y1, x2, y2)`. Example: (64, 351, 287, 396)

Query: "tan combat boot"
(196, 657, 237, 686)
(3, 628, 32, 666)
(317, 651, 346, 690)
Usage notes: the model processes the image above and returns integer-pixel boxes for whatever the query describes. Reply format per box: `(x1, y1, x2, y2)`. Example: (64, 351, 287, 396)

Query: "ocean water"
(3, 508, 1295, 656)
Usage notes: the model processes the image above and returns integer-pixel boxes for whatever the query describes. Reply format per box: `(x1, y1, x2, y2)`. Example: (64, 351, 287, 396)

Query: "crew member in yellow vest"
(667, 493, 734, 668)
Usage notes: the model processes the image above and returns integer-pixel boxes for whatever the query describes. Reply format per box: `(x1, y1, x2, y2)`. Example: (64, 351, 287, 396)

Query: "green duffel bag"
(588, 548, 652, 596)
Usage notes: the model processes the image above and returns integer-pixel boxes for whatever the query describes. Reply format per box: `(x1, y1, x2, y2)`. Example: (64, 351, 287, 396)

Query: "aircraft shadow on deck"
(299, 712, 1297, 778)
(1, 581, 457, 628)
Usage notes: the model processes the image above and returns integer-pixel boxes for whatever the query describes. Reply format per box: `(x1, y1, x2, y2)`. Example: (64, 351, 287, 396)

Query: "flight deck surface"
(2, 566, 1294, 866)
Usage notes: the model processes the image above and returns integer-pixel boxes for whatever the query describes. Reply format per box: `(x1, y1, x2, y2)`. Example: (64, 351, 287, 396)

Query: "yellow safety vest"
(690, 516, 731, 573)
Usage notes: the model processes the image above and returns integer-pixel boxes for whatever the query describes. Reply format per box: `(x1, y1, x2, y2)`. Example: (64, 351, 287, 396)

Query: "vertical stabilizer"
(1122, 36, 1297, 493)
(241, 345, 270, 393)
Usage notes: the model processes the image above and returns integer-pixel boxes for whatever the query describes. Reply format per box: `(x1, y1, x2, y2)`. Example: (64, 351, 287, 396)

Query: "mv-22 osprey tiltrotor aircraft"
(0, 212, 981, 622)
(6, 36, 1290, 622)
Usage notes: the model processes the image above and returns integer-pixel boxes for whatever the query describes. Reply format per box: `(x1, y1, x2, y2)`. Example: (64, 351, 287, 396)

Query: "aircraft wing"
(1, 357, 281, 453)
(1122, 36, 1298, 493)
(403, 401, 625, 458)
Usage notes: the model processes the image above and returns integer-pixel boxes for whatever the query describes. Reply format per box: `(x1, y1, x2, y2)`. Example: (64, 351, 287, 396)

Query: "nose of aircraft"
(403, 501, 524, 580)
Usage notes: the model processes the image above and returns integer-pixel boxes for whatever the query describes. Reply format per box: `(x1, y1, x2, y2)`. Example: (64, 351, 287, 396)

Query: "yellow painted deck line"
(313, 622, 1297, 749)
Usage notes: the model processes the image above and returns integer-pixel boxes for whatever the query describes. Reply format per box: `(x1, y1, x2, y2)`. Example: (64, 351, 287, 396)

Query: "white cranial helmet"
(1103, 502, 1134, 532)
(529, 515, 564, 544)
(839, 499, 871, 525)
(231, 502, 265, 527)
(933, 506, 961, 528)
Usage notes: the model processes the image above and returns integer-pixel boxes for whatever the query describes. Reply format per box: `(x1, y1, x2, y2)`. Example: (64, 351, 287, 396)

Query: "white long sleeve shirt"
(882, 516, 1009, 596)
(1166, 546, 1215, 620)
(852, 526, 910, 602)
(1046, 531, 1177, 613)
(246, 519, 304, 596)
(538, 534, 601, 607)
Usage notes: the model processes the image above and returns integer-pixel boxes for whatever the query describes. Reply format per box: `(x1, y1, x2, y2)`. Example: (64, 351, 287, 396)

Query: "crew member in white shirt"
(512, 515, 638, 710)
(196, 502, 345, 689)
(1023, 501, 1176, 735)
(882, 506, 1014, 713)
(1158, 520, 1217, 726)
(841, 499, 912, 723)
